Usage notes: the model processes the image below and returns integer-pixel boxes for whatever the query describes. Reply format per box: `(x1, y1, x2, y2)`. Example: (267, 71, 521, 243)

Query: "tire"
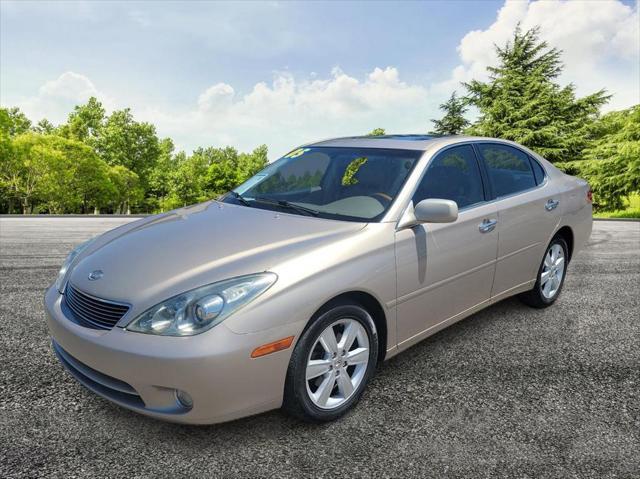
(283, 302, 379, 422)
(519, 235, 569, 308)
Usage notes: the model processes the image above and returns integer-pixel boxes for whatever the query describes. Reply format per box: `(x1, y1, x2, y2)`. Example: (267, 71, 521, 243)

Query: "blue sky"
(1, 1, 638, 157)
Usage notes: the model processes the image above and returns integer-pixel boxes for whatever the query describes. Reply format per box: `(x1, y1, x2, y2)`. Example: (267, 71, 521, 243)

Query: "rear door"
(475, 143, 562, 297)
(395, 144, 498, 348)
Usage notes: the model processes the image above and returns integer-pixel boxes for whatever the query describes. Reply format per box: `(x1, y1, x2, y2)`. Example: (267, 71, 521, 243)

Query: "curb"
(592, 217, 640, 222)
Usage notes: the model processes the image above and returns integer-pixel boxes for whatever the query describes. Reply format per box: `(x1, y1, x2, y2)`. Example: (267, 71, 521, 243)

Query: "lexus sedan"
(45, 135, 592, 424)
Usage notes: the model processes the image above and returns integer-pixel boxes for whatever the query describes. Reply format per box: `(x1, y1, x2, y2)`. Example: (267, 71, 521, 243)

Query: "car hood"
(68, 201, 365, 308)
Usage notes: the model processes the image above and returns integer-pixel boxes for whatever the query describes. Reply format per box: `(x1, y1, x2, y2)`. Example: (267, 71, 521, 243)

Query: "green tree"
(147, 138, 177, 212)
(165, 151, 210, 209)
(465, 26, 609, 163)
(2, 133, 43, 213)
(556, 105, 640, 210)
(0, 109, 14, 211)
(2, 133, 114, 213)
(206, 145, 268, 195)
(1, 107, 32, 136)
(33, 118, 56, 134)
(96, 108, 160, 188)
(367, 128, 386, 136)
(60, 97, 106, 143)
(108, 165, 142, 214)
(55, 137, 113, 214)
(430, 92, 469, 135)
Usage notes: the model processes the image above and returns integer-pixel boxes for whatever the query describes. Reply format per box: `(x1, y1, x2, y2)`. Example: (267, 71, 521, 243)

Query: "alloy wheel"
(540, 243, 565, 299)
(305, 318, 370, 410)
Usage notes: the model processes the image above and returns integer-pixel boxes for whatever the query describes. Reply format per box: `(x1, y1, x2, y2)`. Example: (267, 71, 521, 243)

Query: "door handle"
(545, 199, 560, 211)
(479, 219, 497, 233)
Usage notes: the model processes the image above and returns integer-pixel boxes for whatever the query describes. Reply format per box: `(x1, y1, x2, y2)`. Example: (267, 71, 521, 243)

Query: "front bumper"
(44, 285, 302, 424)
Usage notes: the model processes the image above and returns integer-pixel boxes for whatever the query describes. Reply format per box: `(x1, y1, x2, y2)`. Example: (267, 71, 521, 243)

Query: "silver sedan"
(45, 134, 592, 424)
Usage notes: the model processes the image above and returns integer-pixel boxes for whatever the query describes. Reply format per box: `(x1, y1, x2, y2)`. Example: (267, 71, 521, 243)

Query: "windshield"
(222, 147, 422, 222)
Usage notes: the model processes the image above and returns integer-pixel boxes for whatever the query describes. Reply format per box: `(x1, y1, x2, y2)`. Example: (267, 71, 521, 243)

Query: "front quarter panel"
(223, 223, 398, 349)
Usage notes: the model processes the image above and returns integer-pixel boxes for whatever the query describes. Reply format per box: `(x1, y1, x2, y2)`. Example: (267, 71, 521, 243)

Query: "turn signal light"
(587, 189, 593, 203)
(251, 336, 295, 358)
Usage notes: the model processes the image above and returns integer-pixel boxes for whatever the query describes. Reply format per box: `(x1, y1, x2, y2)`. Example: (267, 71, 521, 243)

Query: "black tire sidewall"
(285, 303, 379, 422)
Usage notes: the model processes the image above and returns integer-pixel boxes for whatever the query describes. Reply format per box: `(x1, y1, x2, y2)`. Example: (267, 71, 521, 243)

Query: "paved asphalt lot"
(0, 217, 638, 478)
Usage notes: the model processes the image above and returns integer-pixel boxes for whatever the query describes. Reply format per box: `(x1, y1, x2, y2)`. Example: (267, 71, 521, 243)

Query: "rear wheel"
(519, 235, 568, 308)
(283, 303, 378, 422)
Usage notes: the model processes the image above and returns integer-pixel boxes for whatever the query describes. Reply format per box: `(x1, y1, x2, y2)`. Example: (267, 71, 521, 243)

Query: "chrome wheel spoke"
(554, 256, 565, 269)
(306, 359, 332, 380)
(313, 371, 336, 407)
(319, 327, 338, 355)
(338, 321, 358, 351)
(540, 270, 551, 286)
(336, 372, 354, 398)
(544, 252, 553, 268)
(346, 347, 368, 365)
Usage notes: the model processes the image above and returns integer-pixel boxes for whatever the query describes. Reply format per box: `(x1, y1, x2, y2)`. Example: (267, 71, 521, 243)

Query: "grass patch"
(594, 193, 640, 219)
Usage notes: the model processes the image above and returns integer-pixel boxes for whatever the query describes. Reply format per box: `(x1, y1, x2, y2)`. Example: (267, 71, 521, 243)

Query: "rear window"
(477, 144, 536, 197)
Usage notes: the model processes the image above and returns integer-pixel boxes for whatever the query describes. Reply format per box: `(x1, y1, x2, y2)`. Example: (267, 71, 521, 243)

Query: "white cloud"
(140, 67, 435, 157)
(39, 72, 99, 101)
(197, 83, 235, 112)
(15, 71, 112, 124)
(438, 0, 640, 110)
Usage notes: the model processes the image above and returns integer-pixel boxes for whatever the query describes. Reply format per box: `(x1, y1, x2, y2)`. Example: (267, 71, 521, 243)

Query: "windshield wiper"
(254, 197, 320, 217)
(228, 191, 252, 207)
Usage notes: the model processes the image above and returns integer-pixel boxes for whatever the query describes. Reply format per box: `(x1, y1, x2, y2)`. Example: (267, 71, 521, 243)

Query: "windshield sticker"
(342, 157, 368, 186)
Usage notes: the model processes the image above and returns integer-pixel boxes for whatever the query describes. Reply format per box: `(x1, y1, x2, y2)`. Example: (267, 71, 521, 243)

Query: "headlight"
(126, 273, 277, 336)
(54, 238, 95, 293)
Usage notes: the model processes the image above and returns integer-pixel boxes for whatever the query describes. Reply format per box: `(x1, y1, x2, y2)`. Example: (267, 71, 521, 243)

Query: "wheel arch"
(305, 291, 389, 363)
(554, 225, 574, 262)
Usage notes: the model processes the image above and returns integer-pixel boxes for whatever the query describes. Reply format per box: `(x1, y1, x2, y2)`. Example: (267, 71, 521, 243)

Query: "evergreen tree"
(430, 92, 469, 135)
(465, 26, 609, 163)
(556, 105, 640, 210)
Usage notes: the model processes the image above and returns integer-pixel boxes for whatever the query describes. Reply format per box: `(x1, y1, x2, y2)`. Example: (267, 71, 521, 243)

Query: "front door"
(395, 144, 498, 349)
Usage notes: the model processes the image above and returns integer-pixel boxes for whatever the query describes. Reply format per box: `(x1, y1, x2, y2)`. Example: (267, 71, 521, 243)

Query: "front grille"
(63, 283, 129, 330)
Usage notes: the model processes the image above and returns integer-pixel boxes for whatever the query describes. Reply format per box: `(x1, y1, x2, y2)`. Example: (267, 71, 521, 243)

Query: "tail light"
(587, 188, 593, 203)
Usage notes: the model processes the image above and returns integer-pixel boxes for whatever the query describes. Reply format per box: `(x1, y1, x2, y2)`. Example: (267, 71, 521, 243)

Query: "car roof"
(305, 134, 484, 151)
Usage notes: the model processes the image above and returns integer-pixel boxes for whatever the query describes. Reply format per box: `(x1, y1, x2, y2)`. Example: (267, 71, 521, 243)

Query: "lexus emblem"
(88, 270, 104, 281)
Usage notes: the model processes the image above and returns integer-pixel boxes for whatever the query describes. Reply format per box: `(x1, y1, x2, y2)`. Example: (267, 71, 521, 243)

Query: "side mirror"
(414, 198, 458, 223)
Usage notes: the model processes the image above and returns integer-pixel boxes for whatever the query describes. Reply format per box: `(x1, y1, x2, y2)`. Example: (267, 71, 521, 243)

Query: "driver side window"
(413, 145, 485, 210)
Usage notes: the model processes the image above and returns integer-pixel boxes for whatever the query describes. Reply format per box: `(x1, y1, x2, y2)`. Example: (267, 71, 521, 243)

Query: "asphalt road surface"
(1, 217, 638, 478)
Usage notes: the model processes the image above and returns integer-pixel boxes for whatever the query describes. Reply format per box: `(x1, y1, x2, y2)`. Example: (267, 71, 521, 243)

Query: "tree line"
(0, 100, 268, 214)
(1, 26, 638, 214)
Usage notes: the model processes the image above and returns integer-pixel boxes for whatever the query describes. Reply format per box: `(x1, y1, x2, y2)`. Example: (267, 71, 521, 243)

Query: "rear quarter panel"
(556, 173, 593, 256)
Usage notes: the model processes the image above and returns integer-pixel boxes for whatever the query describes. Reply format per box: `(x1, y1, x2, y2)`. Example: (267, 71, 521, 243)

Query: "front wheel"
(519, 235, 569, 308)
(283, 303, 378, 422)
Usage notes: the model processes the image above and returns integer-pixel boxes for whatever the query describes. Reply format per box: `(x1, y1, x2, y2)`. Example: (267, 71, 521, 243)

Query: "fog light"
(175, 389, 193, 409)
